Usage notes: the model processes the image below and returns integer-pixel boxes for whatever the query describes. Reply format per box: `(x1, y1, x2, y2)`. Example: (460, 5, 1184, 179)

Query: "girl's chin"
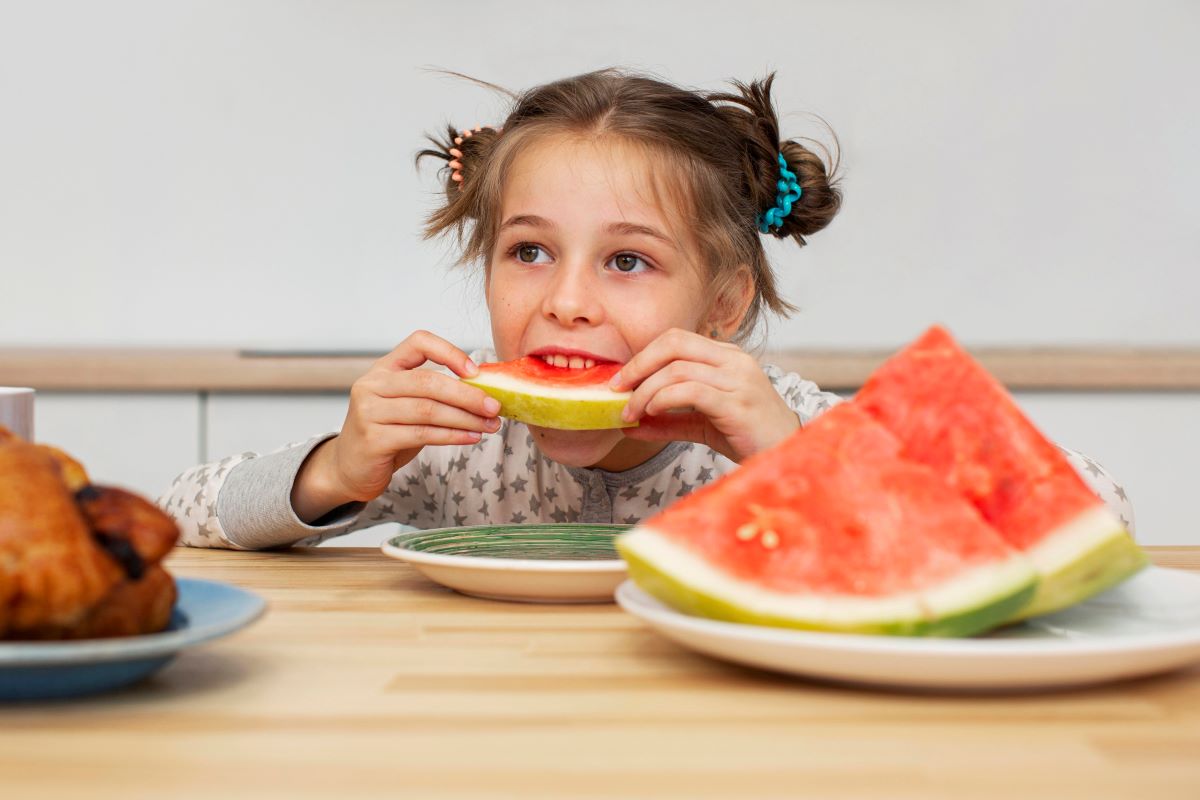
(526, 425, 623, 468)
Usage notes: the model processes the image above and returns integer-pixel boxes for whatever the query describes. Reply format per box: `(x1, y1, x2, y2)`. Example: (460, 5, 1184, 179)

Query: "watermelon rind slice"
(1008, 505, 1147, 621)
(851, 325, 1148, 623)
(463, 369, 635, 431)
(617, 526, 1039, 638)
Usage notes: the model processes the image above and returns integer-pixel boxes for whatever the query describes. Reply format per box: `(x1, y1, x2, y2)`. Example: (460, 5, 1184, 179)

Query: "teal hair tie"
(756, 153, 802, 233)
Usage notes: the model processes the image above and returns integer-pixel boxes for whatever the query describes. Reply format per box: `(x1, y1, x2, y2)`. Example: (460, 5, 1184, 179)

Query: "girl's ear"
(706, 265, 755, 339)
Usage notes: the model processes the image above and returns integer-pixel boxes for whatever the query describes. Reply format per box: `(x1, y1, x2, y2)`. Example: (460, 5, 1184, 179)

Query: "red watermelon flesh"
(475, 356, 622, 387)
(462, 357, 634, 430)
(854, 325, 1146, 618)
(617, 403, 1037, 636)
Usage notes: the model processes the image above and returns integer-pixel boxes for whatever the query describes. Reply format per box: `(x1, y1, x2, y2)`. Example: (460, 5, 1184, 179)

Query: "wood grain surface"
(1, 547, 1197, 799)
(5, 346, 1200, 391)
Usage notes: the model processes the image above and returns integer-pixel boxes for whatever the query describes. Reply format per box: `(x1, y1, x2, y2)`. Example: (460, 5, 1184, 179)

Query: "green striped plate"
(390, 523, 627, 561)
(382, 524, 631, 604)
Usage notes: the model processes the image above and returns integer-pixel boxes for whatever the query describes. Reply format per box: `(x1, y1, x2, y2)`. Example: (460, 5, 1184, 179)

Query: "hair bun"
(706, 73, 842, 246)
(418, 124, 503, 198)
(771, 139, 842, 244)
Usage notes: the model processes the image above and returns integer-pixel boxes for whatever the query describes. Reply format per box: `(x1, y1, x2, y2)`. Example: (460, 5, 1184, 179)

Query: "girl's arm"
(158, 435, 342, 550)
(157, 431, 474, 550)
(157, 434, 429, 549)
(158, 334, 499, 550)
(289, 331, 499, 521)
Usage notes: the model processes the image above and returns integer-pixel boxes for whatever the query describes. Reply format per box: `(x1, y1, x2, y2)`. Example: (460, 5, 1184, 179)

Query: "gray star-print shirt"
(159, 352, 1137, 550)
(159, 353, 845, 550)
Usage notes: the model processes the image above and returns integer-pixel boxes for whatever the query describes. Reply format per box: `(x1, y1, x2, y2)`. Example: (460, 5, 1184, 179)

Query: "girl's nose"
(541, 260, 606, 328)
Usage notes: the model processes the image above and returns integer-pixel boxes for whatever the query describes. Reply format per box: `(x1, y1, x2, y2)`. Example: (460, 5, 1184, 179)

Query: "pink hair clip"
(449, 124, 502, 189)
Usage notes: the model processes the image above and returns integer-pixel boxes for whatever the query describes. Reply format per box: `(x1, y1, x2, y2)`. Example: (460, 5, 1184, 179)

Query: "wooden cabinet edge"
(3, 347, 1200, 392)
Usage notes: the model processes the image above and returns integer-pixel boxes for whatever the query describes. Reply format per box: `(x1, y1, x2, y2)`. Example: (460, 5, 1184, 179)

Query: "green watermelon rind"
(1007, 505, 1148, 621)
(617, 528, 1040, 638)
(460, 376, 638, 431)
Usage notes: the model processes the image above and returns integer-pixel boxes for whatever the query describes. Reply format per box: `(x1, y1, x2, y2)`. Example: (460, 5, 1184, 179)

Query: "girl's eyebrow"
(604, 221, 673, 246)
(499, 214, 555, 231)
(498, 215, 675, 249)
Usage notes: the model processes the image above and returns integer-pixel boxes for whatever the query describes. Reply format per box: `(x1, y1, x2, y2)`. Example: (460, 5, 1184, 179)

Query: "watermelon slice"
(854, 326, 1147, 620)
(617, 404, 1038, 637)
(462, 356, 636, 431)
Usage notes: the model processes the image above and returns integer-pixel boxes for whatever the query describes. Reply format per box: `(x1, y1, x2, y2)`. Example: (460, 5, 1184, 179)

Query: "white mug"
(0, 387, 35, 440)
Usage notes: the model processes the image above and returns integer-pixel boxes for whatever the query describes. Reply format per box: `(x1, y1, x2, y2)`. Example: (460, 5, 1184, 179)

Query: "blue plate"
(0, 578, 266, 700)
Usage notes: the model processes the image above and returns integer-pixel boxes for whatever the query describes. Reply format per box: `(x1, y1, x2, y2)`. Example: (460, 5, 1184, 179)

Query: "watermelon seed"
(736, 504, 781, 546)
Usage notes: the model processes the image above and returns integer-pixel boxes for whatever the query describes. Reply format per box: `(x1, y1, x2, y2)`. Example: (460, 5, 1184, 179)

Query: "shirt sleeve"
(159, 434, 355, 550)
(157, 346, 499, 550)
(158, 434, 449, 550)
(1057, 445, 1138, 538)
(761, 364, 845, 425)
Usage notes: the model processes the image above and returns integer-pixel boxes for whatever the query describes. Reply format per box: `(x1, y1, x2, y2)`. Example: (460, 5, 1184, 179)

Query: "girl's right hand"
(291, 331, 501, 522)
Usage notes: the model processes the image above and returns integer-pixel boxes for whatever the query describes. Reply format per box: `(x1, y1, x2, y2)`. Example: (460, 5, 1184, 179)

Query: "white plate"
(382, 524, 628, 603)
(615, 566, 1200, 691)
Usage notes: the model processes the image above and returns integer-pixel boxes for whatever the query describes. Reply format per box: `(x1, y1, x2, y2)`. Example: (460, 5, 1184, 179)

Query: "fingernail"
(484, 397, 501, 415)
(464, 358, 479, 377)
(486, 417, 501, 431)
(609, 371, 622, 389)
(466, 432, 481, 442)
(621, 406, 634, 422)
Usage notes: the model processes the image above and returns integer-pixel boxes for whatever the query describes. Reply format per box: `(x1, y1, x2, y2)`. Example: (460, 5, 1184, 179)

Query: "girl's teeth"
(540, 354, 598, 369)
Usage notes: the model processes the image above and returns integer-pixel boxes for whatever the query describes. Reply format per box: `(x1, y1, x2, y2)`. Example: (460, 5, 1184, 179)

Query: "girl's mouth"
(527, 348, 618, 370)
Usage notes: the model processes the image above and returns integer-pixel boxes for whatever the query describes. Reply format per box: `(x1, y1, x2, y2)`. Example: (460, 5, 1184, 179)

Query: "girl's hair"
(417, 69, 842, 342)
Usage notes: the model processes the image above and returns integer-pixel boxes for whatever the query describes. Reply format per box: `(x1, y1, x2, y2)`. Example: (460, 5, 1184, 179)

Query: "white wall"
(1, 0, 1196, 351)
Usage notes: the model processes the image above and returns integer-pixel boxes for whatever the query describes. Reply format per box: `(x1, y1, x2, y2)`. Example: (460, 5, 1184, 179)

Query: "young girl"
(160, 69, 1133, 549)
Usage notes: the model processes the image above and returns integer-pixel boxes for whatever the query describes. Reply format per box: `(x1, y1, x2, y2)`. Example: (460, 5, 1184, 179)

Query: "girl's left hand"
(610, 328, 801, 463)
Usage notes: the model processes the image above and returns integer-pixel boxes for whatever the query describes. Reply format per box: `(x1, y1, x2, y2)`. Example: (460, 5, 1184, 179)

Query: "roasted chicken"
(0, 426, 179, 639)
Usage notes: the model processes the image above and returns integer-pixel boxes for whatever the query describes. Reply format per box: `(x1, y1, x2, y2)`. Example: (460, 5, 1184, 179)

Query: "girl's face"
(486, 135, 710, 470)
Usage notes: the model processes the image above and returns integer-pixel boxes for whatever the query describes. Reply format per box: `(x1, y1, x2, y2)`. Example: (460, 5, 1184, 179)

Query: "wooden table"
(2, 547, 1198, 799)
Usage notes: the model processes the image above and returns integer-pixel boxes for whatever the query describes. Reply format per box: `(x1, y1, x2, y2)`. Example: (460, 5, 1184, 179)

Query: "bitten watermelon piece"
(462, 357, 635, 430)
(617, 404, 1038, 637)
(854, 325, 1147, 620)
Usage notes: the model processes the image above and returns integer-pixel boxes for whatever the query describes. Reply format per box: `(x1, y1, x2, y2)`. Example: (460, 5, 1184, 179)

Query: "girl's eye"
(514, 244, 550, 264)
(608, 253, 651, 273)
